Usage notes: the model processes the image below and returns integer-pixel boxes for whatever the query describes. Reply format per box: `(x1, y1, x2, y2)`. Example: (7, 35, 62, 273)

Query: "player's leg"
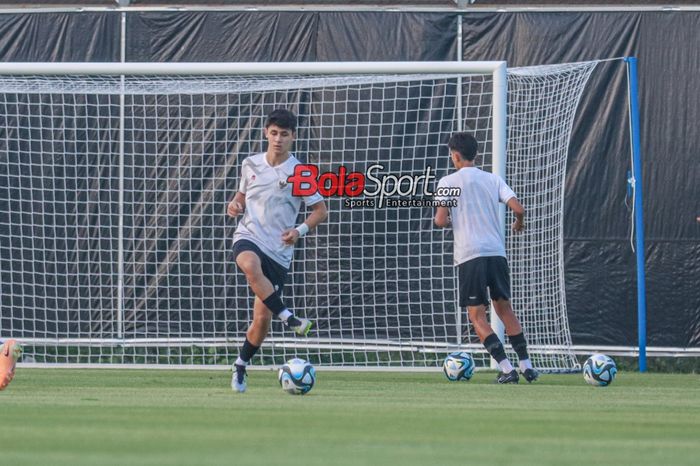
(247, 297, 272, 346)
(491, 299, 537, 382)
(488, 257, 538, 382)
(466, 305, 518, 383)
(459, 258, 518, 383)
(234, 242, 312, 335)
(0, 339, 22, 391)
(232, 297, 271, 393)
(231, 241, 311, 392)
(236, 250, 275, 302)
(490, 299, 522, 335)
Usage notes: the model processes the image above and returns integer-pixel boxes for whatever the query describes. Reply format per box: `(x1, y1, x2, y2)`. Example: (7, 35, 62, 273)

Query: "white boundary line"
(9, 336, 700, 356)
(15, 363, 445, 372)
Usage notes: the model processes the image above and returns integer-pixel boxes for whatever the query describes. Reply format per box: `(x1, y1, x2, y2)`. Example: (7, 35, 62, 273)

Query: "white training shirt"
(435, 166, 516, 266)
(233, 152, 323, 268)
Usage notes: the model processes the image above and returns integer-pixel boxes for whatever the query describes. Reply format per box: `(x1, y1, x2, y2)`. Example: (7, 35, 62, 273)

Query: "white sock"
(279, 309, 293, 321)
(519, 359, 533, 372)
(498, 359, 514, 373)
(235, 357, 248, 367)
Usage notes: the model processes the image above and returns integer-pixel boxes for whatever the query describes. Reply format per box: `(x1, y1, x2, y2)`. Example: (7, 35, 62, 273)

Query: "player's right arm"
(227, 191, 246, 217)
(227, 160, 249, 217)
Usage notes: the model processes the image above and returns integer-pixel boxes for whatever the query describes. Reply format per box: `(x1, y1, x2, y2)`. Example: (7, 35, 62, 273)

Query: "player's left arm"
(434, 206, 451, 228)
(281, 200, 328, 245)
(433, 176, 452, 228)
(499, 176, 525, 233)
(506, 197, 525, 232)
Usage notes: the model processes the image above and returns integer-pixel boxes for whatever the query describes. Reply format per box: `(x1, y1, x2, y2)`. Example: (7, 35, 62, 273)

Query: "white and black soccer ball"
(583, 353, 618, 387)
(278, 358, 316, 395)
(442, 351, 475, 381)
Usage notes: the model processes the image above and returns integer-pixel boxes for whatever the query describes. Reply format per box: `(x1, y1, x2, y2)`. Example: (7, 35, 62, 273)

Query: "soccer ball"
(442, 351, 475, 381)
(583, 354, 618, 386)
(278, 358, 316, 395)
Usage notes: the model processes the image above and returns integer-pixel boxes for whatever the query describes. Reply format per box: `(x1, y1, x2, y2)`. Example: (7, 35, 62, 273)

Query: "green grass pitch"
(1, 369, 699, 465)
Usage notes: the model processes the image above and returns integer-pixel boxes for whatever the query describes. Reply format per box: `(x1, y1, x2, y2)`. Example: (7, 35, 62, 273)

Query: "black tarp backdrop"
(0, 12, 119, 61)
(126, 11, 458, 61)
(0, 10, 697, 347)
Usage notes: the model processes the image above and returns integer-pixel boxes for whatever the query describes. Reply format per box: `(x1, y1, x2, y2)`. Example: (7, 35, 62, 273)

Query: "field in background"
(1, 369, 699, 465)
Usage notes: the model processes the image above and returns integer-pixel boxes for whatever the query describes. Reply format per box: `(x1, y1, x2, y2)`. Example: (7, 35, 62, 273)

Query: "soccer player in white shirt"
(226, 109, 328, 392)
(434, 132, 538, 384)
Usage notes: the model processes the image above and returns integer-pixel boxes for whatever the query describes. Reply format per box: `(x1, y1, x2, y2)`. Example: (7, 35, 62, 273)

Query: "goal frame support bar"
(625, 56, 647, 373)
(490, 60, 508, 366)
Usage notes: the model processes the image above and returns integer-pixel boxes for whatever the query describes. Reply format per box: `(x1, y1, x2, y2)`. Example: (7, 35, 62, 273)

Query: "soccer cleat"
(495, 369, 519, 384)
(521, 368, 539, 383)
(231, 364, 248, 393)
(291, 318, 313, 337)
(0, 339, 22, 391)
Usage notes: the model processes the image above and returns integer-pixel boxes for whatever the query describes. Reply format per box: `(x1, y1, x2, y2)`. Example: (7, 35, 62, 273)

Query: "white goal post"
(0, 60, 596, 371)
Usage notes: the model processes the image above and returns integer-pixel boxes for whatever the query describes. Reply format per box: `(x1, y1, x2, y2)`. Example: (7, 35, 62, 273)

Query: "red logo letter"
(288, 164, 319, 196)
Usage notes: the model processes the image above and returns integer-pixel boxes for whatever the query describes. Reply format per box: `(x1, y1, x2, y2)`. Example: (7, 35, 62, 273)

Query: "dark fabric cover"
(0, 12, 119, 61)
(126, 11, 457, 61)
(0, 9, 697, 347)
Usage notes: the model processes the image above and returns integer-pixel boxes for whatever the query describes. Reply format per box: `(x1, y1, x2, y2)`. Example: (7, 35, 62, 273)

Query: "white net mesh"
(0, 62, 597, 370)
(504, 62, 599, 371)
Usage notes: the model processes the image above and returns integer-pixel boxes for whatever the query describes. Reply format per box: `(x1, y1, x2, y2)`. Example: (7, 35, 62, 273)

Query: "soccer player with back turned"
(434, 132, 538, 384)
(227, 109, 327, 392)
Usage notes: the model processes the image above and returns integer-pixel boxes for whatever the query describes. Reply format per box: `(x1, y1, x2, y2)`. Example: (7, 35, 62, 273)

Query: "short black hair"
(447, 132, 478, 161)
(265, 109, 297, 132)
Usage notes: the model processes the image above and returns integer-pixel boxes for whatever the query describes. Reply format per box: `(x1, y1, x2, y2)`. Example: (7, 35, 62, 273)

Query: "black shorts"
(232, 239, 289, 295)
(457, 256, 511, 307)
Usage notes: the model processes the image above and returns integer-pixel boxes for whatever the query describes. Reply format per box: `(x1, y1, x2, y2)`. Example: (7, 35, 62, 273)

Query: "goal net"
(0, 61, 597, 371)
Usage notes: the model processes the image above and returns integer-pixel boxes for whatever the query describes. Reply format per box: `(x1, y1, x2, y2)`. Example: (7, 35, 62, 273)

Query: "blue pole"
(625, 57, 647, 372)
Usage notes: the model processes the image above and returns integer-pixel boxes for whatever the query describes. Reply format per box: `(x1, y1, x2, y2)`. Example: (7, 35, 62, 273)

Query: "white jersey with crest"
(435, 166, 516, 266)
(233, 152, 323, 268)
